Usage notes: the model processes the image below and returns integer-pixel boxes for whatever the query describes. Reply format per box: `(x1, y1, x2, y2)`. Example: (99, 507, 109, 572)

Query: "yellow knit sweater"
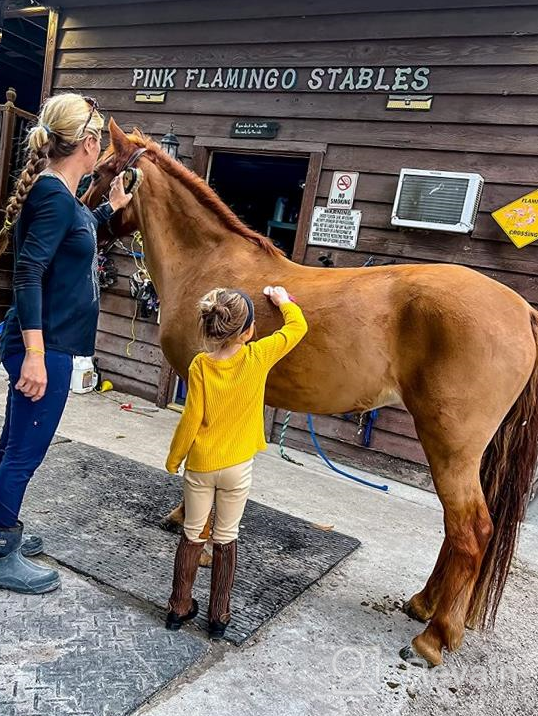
(166, 302, 308, 473)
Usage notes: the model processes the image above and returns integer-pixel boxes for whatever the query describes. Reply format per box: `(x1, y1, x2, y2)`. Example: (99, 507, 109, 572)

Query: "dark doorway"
(0, 13, 48, 113)
(208, 152, 309, 258)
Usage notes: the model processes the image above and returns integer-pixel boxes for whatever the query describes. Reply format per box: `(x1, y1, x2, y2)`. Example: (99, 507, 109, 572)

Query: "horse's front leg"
(161, 501, 215, 567)
(160, 502, 186, 534)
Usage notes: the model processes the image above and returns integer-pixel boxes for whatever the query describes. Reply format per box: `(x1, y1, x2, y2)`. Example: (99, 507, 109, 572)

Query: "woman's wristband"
(26, 347, 45, 356)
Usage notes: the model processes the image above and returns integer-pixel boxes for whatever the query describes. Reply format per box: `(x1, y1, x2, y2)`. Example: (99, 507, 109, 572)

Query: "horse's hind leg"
(402, 453, 493, 666)
(161, 501, 214, 567)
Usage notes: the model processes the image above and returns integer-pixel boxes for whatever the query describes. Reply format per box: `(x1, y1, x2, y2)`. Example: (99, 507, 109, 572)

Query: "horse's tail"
(467, 309, 538, 630)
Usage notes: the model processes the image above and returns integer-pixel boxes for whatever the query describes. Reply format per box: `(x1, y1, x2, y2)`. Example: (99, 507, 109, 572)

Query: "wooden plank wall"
(96, 248, 162, 401)
(53, 0, 538, 467)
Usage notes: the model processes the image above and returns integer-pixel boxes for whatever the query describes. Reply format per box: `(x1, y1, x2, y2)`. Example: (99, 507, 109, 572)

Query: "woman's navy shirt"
(1, 175, 114, 358)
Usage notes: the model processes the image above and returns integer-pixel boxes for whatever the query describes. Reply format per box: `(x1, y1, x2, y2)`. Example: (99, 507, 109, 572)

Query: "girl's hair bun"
(198, 288, 251, 348)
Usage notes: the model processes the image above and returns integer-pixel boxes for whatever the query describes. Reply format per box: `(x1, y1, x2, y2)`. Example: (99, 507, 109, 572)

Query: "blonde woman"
(0, 94, 131, 594)
(166, 286, 307, 639)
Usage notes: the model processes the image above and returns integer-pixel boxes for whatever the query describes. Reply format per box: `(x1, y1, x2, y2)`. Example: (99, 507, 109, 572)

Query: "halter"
(118, 147, 147, 174)
(101, 146, 147, 243)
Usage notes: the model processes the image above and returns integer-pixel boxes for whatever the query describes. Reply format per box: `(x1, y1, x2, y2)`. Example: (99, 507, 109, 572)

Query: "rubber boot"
(166, 533, 206, 631)
(208, 540, 237, 640)
(0, 522, 60, 594)
(21, 534, 43, 558)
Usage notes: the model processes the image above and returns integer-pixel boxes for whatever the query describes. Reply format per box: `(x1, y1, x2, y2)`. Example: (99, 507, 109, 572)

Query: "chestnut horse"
(85, 119, 538, 667)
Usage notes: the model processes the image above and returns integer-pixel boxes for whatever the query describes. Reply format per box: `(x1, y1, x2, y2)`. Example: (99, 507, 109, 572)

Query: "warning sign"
(492, 189, 538, 249)
(327, 171, 359, 209)
(308, 207, 362, 250)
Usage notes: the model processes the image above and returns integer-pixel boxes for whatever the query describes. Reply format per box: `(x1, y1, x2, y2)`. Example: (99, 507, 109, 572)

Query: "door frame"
(192, 136, 326, 264)
(156, 135, 326, 409)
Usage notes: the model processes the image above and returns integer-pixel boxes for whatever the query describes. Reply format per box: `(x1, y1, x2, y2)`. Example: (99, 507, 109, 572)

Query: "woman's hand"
(263, 285, 291, 307)
(16, 352, 48, 402)
(109, 172, 133, 212)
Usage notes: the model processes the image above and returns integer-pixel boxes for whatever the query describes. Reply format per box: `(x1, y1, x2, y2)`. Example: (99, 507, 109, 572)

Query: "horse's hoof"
(402, 600, 428, 624)
(399, 645, 434, 669)
(160, 517, 182, 534)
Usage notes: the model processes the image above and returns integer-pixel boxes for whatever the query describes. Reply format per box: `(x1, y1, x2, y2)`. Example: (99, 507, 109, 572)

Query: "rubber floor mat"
(22, 440, 360, 645)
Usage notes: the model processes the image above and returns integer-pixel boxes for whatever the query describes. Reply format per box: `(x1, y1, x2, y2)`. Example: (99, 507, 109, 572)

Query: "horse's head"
(83, 118, 148, 240)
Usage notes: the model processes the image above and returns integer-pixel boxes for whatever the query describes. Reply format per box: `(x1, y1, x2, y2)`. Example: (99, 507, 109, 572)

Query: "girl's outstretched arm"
(254, 299, 308, 370)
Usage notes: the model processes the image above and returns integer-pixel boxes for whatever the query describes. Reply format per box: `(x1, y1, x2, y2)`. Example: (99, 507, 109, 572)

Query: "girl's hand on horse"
(16, 352, 48, 402)
(109, 172, 133, 212)
(264, 285, 291, 306)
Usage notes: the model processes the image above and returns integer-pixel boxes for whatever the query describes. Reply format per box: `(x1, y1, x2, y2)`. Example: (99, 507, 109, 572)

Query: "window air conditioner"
(391, 169, 484, 234)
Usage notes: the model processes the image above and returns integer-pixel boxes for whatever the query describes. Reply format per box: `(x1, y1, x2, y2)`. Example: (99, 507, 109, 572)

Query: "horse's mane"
(122, 132, 284, 257)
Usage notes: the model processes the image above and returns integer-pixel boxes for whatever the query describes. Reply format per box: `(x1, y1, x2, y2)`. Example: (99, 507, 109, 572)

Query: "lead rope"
(125, 230, 153, 358)
(278, 411, 388, 492)
(279, 411, 304, 466)
(131, 230, 152, 280)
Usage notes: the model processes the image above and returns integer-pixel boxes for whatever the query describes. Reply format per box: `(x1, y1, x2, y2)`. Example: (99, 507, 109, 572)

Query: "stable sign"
(327, 171, 359, 210)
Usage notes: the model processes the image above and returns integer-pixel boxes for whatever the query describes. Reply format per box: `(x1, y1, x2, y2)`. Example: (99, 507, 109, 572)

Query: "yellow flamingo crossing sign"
(492, 189, 538, 249)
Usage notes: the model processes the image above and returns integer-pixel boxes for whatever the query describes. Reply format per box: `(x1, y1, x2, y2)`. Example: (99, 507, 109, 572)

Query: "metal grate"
(396, 175, 470, 225)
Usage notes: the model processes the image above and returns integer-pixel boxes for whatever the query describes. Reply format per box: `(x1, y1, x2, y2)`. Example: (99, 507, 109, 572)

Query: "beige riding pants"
(183, 459, 253, 544)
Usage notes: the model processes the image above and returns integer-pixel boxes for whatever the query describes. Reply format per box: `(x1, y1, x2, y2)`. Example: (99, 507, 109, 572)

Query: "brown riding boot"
(208, 540, 237, 640)
(166, 533, 206, 631)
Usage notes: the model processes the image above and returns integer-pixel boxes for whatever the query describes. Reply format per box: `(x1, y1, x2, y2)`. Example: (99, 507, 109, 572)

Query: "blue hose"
(306, 413, 389, 492)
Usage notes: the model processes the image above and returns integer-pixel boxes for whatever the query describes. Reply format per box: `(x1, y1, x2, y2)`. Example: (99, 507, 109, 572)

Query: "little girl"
(165, 285, 307, 639)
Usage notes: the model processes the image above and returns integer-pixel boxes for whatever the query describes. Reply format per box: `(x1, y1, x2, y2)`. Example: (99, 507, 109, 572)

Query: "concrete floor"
(3, 376, 538, 715)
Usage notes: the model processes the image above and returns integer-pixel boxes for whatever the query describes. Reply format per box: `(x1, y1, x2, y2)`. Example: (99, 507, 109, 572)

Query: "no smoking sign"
(327, 171, 359, 209)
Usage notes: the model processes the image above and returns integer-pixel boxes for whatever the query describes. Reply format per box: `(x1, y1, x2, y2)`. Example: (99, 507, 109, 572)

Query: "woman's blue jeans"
(0, 351, 72, 528)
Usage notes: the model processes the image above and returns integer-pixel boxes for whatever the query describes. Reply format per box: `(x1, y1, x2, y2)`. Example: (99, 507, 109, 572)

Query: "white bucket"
(70, 356, 98, 394)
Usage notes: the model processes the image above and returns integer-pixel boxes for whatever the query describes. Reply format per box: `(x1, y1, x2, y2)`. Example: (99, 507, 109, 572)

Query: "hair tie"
(2, 218, 13, 232)
(234, 289, 255, 332)
(41, 124, 52, 137)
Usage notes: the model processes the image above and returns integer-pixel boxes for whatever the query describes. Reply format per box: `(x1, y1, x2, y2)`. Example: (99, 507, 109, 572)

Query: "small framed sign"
(308, 207, 362, 250)
(386, 94, 433, 111)
(135, 91, 167, 103)
(231, 120, 280, 139)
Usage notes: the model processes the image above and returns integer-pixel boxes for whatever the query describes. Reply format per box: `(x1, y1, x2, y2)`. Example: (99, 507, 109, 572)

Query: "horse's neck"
(133, 176, 211, 289)
(133, 170, 290, 375)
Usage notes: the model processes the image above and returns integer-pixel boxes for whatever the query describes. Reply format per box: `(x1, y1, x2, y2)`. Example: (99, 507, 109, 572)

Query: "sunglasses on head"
(81, 96, 100, 135)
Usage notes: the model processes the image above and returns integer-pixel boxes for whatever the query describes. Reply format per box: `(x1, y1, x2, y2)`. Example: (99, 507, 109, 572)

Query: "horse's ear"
(132, 127, 145, 139)
(108, 117, 131, 154)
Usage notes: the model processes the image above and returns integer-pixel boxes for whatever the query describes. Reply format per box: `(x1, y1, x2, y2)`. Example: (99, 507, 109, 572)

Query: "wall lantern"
(160, 123, 181, 161)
